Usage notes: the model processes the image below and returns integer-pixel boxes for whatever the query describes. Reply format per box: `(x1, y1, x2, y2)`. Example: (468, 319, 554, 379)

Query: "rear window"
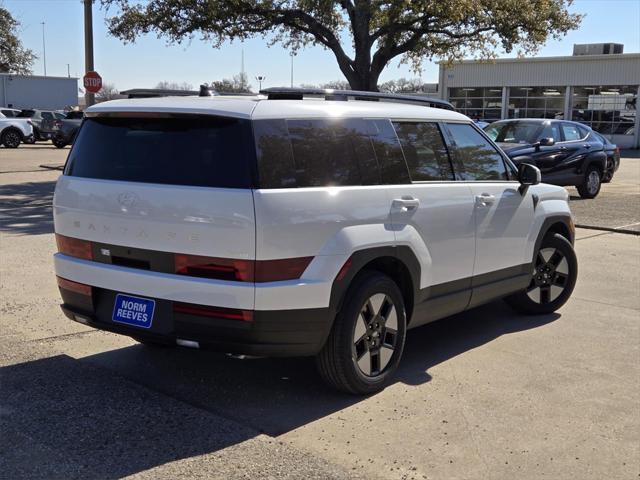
(65, 115, 255, 188)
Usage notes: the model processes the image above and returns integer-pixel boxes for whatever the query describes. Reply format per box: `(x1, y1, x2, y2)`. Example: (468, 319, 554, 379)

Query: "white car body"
(53, 94, 575, 359)
(0, 116, 34, 147)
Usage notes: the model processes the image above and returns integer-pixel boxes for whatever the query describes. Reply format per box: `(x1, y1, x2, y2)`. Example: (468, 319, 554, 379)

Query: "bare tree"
(155, 81, 194, 90)
(95, 83, 121, 102)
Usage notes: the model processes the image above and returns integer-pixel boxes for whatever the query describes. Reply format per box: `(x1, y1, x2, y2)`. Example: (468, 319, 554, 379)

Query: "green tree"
(0, 6, 37, 74)
(102, 0, 581, 91)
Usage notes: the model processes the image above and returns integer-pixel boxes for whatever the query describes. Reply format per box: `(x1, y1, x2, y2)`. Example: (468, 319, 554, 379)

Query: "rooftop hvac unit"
(573, 43, 624, 56)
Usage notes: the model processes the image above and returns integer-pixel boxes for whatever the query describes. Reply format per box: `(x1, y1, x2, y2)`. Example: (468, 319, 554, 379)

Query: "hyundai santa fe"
(53, 88, 578, 394)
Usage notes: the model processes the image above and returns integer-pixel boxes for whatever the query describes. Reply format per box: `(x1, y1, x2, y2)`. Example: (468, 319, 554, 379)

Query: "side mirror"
(532, 137, 554, 151)
(518, 163, 541, 187)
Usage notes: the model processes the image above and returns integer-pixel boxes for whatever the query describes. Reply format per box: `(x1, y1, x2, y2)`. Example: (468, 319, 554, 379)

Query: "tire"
(52, 138, 67, 148)
(505, 233, 577, 315)
(601, 159, 614, 183)
(1, 128, 22, 148)
(316, 271, 407, 395)
(576, 165, 602, 198)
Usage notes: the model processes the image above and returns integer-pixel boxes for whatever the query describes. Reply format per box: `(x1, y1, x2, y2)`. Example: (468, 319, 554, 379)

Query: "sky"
(3, 0, 640, 92)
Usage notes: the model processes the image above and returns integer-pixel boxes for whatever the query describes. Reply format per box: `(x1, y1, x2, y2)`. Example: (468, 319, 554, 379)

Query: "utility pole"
(84, 0, 95, 107)
(41, 22, 47, 76)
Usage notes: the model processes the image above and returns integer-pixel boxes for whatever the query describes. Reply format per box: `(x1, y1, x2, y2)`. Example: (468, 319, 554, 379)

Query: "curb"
(575, 224, 640, 236)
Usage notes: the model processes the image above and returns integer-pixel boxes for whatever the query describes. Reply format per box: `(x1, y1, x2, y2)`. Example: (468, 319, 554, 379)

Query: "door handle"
(475, 193, 496, 207)
(583, 144, 591, 149)
(392, 197, 420, 212)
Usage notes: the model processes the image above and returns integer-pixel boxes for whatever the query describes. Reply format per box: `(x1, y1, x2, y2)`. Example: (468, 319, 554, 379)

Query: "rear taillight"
(174, 255, 312, 282)
(173, 302, 253, 321)
(56, 276, 92, 296)
(56, 234, 93, 260)
(614, 147, 620, 155)
(175, 254, 254, 282)
(53, 120, 63, 130)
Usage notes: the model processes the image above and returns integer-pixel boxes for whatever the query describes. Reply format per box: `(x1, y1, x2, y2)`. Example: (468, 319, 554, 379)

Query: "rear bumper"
(59, 284, 333, 357)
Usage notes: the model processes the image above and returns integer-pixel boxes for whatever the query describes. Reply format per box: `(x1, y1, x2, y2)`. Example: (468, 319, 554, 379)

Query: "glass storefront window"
(571, 85, 637, 135)
(507, 86, 565, 120)
(448, 87, 503, 122)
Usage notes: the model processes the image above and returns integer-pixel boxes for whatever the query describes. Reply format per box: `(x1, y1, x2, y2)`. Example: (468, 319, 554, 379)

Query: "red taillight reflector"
(335, 257, 353, 282)
(254, 257, 313, 282)
(56, 234, 93, 260)
(173, 302, 253, 322)
(175, 254, 254, 282)
(56, 276, 92, 296)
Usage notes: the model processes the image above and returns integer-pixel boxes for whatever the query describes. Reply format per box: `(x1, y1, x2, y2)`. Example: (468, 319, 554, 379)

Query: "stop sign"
(83, 71, 102, 93)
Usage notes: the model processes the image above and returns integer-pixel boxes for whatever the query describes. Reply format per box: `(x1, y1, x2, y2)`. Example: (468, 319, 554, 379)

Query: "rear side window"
(561, 123, 583, 141)
(255, 118, 379, 188)
(288, 119, 378, 187)
(65, 116, 255, 188)
(445, 123, 508, 181)
(392, 122, 453, 181)
(367, 119, 411, 184)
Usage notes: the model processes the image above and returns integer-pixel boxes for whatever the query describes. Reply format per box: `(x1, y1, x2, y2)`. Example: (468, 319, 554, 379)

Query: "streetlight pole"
(41, 22, 47, 76)
(255, 75, 266, 91)
(290, 52, 294, 88)
(84, 0, 95, 107)
(67, 64, 70, 78)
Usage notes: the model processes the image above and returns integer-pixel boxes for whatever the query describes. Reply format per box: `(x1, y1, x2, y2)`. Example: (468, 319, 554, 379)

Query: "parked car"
(0, 108, 22, 118)
(484, 119, 607, 198)
(51, 111, 84, 148)
(16, 109, 66, 142)
(53, 90, 577, 394)
(590, 132, 620, 183)
(0, 115, 34, 148)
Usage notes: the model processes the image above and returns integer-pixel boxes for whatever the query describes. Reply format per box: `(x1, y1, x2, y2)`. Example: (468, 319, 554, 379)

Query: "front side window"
(392, 122, 453, 181)
(539, 123, 562, 142)
(561, 123, 583, 141)
(446, 123, 508, 181)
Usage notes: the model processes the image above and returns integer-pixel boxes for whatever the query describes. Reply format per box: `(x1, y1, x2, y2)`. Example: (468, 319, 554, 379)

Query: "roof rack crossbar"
(259, 87, 454, 110)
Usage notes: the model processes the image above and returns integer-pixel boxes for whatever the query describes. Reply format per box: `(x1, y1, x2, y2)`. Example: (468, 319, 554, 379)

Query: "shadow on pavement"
(0, 302, 559, 478)
(0, 180, 55, 235)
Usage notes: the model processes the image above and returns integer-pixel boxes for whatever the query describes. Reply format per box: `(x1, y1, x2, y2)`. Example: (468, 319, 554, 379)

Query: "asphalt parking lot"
(1, 144, 639, 479)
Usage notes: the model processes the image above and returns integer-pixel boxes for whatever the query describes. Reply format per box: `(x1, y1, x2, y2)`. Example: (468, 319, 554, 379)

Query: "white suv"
(53, 89, 577, 394)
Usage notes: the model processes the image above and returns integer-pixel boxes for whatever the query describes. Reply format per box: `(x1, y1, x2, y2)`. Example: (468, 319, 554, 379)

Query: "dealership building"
(438, 44, 640, 148)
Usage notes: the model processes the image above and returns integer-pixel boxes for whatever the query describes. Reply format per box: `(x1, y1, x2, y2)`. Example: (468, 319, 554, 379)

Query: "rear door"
(443, 122, 535, 289)
(384, 120, 476, 324)
(55, 114, 257, 303)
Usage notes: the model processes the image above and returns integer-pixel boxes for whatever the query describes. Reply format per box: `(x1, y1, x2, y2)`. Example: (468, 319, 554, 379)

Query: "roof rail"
(259, 87, 454, 111)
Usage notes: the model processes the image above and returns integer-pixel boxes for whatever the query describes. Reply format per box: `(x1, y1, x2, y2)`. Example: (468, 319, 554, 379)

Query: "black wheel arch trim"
(327, 245, 421, 325)
(534, 215, 575, 260)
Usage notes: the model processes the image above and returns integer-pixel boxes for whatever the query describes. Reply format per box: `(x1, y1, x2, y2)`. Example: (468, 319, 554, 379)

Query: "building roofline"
(439, 52, 640, 66)
(0, 73, 79, 80)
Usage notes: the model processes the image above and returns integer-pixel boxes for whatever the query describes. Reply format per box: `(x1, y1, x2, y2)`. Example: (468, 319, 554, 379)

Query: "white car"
(0, 114, 34, 148)
(53, 89, 577, 394)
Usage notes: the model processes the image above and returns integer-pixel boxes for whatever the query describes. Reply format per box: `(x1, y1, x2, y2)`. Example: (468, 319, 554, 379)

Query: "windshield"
(484, 122, 543, 144)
